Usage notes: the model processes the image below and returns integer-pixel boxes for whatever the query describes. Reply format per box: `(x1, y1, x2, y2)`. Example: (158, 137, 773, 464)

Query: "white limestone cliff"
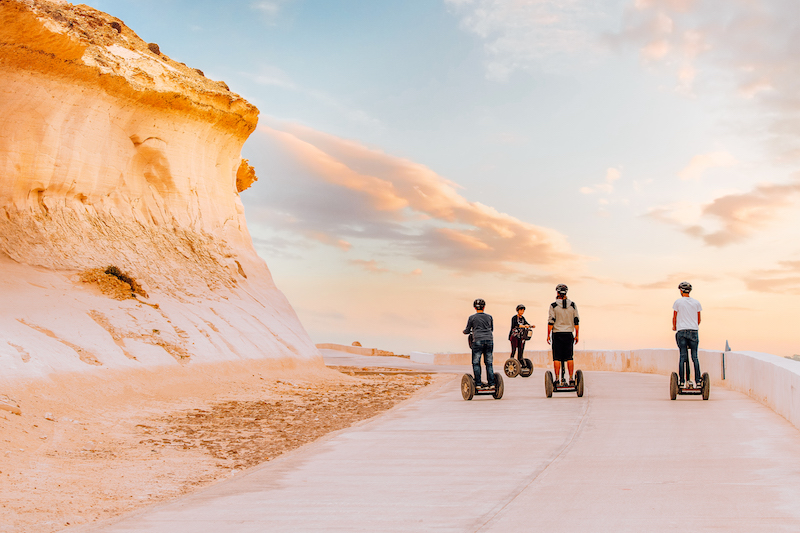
(0, 0, 321, 381)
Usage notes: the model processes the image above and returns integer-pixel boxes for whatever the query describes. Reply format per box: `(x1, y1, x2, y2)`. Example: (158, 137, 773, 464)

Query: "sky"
(85, 0, 800, 357)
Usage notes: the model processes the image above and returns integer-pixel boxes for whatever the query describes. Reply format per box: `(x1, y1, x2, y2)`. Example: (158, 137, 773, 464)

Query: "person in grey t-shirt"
(673, 281, 703, 386)
(463, 298, 495, 387)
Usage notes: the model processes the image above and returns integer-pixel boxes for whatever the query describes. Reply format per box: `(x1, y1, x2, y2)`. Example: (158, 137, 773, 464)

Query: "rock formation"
(0, 0, 320, 380)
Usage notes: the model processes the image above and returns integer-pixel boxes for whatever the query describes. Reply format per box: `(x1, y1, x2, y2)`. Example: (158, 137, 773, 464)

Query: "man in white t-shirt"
(672, 281, 702, 386)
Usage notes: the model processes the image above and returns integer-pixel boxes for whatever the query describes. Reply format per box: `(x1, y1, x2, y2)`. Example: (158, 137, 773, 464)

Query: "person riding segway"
(461, 298, 504, 400)
(504, 305, 535, 378)
(670, 282, 709, 400)
(545, 284, 584, 397)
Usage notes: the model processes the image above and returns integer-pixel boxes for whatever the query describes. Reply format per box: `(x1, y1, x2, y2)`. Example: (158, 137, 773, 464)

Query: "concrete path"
(79, 359, 800, 532)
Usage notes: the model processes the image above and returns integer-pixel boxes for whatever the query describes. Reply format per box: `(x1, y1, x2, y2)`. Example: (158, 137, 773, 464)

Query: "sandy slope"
(0, 359, 442, 533)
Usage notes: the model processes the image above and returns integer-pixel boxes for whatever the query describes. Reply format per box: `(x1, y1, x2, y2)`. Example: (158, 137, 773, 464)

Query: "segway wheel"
(520, 358, 533, 378)
(492, 374, 504, 399)
(504, 358, 520, 378)
(575, 369, 584, 397)
(669, 372, 678, 401)
(545, 371, 554, 398)
(461, 374, 475, 401)
(701, 372, 710, 400)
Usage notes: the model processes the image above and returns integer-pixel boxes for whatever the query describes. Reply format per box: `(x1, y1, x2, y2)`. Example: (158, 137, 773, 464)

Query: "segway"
(461, 374, 504, 400)
(544, 364, 584, 398)
(670, 361, 709, 400)
(504, 328, 534, 378)
(504, 357, 533, 378)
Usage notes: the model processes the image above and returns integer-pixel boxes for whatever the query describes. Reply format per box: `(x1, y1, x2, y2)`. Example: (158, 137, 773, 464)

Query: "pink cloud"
(349, 259, 389, 274)
(678, 150, 737, 180)
(254, 121, 583, 275)
(746, 260, 800, 295)
(647, 177, 800, 246)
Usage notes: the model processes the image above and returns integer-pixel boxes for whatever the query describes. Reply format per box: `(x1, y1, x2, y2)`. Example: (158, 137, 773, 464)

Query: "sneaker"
(569, 379, 575, 386)
(679, 380, 685, 388)
(686, 381, 694, 389)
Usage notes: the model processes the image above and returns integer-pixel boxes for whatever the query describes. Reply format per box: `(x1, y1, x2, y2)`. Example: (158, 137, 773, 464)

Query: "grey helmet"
(555, 284, 568, 295)
(678, 281, 692, 293)
(516, 304, 525, 311)
(473, 298, 486, 310)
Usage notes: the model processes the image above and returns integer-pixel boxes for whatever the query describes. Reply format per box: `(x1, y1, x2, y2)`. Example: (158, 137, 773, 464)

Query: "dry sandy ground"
(0, 360, 448, 533)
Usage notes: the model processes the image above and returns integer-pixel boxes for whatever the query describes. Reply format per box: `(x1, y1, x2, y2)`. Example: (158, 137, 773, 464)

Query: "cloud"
(610, 0, 799, 154)
(581, 272, 718, 291)
(248, 65, 297, 90)
(250, 1, 291, 24)
(445, 0, 608, 81)
(349, 259, 390, 274)
(244, 67, 380, 127)
(580, 167, 622, 195)
(248, 120, 584, 275)
(745, 260, 800, 295)
(677, 150, 737, 180)
(615, 1, 800, 245)
(646, 176, 800, 246)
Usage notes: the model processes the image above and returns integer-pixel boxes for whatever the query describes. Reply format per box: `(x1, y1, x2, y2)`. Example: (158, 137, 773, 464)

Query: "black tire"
(520, 358, 533, 378)
(461, 374, 475, 401)
(670, 372, 678, 401)
(492, 374, 504, 399)
(576, 369, 584, 397)
(545, 370, 554, 398)
(504, 358, 520, 378)
(702, 372, 710, 400)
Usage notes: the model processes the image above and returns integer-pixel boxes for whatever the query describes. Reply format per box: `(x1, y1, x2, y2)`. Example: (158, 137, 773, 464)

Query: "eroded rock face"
(0, 0, 320, 379)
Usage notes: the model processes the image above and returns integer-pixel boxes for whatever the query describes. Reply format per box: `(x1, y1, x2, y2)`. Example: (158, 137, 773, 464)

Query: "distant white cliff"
(0, 0, 320, 380)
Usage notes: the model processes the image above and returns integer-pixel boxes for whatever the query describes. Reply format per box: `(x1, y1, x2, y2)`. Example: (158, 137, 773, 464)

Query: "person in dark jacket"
(463, 298, 494, 387)
(509, 304, 534, 363)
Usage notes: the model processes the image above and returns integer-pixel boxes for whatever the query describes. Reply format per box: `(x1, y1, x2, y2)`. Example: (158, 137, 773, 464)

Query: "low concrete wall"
(425, 349, 723, 382)
(316, 343, 379, 356)
(722, 351, 800, 431)
(316, 343, 396, 357)
(425, 347, 800, 433)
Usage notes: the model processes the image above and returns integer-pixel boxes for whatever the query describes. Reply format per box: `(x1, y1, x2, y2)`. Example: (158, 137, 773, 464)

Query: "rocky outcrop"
(0, 0, 320, 379)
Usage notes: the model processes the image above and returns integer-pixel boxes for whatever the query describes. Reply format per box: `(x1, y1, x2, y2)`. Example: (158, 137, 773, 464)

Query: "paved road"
(79, 356, 800, 532)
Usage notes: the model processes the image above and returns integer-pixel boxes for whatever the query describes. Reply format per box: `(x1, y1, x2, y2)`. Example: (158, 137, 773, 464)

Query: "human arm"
(574, 325, 579, 345)
(697, 311, 701, 326)
(672, 310, 677, 331)
(463, 316, 472, 335)
(547, 324, 552, 345)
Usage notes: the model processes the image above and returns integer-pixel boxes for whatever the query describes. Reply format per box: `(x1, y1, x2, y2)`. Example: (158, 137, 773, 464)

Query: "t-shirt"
(464, 312, 493, 341)
(548, 299, 579, 333)
(673, 296, 702, 331)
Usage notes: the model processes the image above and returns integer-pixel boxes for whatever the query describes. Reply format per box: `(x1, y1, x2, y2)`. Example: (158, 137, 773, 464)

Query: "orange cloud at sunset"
(257, 121, 583, 275)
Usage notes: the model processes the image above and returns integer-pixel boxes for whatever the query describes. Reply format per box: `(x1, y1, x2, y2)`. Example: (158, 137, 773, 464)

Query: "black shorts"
(552, 332, 574, 362)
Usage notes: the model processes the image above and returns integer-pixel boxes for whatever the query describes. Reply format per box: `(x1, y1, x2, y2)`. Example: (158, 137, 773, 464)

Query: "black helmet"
(556, 284, 568, 295)
(678, 281, 692, 293)
(516, 304, 525, 311)
(473, 298, 485, 310)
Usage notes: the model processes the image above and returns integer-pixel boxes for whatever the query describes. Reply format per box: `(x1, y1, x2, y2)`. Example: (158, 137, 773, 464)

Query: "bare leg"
(568, 360, 575, 380)
(554, 360, 561, 380)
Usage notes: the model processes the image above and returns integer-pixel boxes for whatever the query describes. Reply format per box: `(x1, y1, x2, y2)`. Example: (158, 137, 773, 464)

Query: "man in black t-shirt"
(463, 298, 495, 387)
